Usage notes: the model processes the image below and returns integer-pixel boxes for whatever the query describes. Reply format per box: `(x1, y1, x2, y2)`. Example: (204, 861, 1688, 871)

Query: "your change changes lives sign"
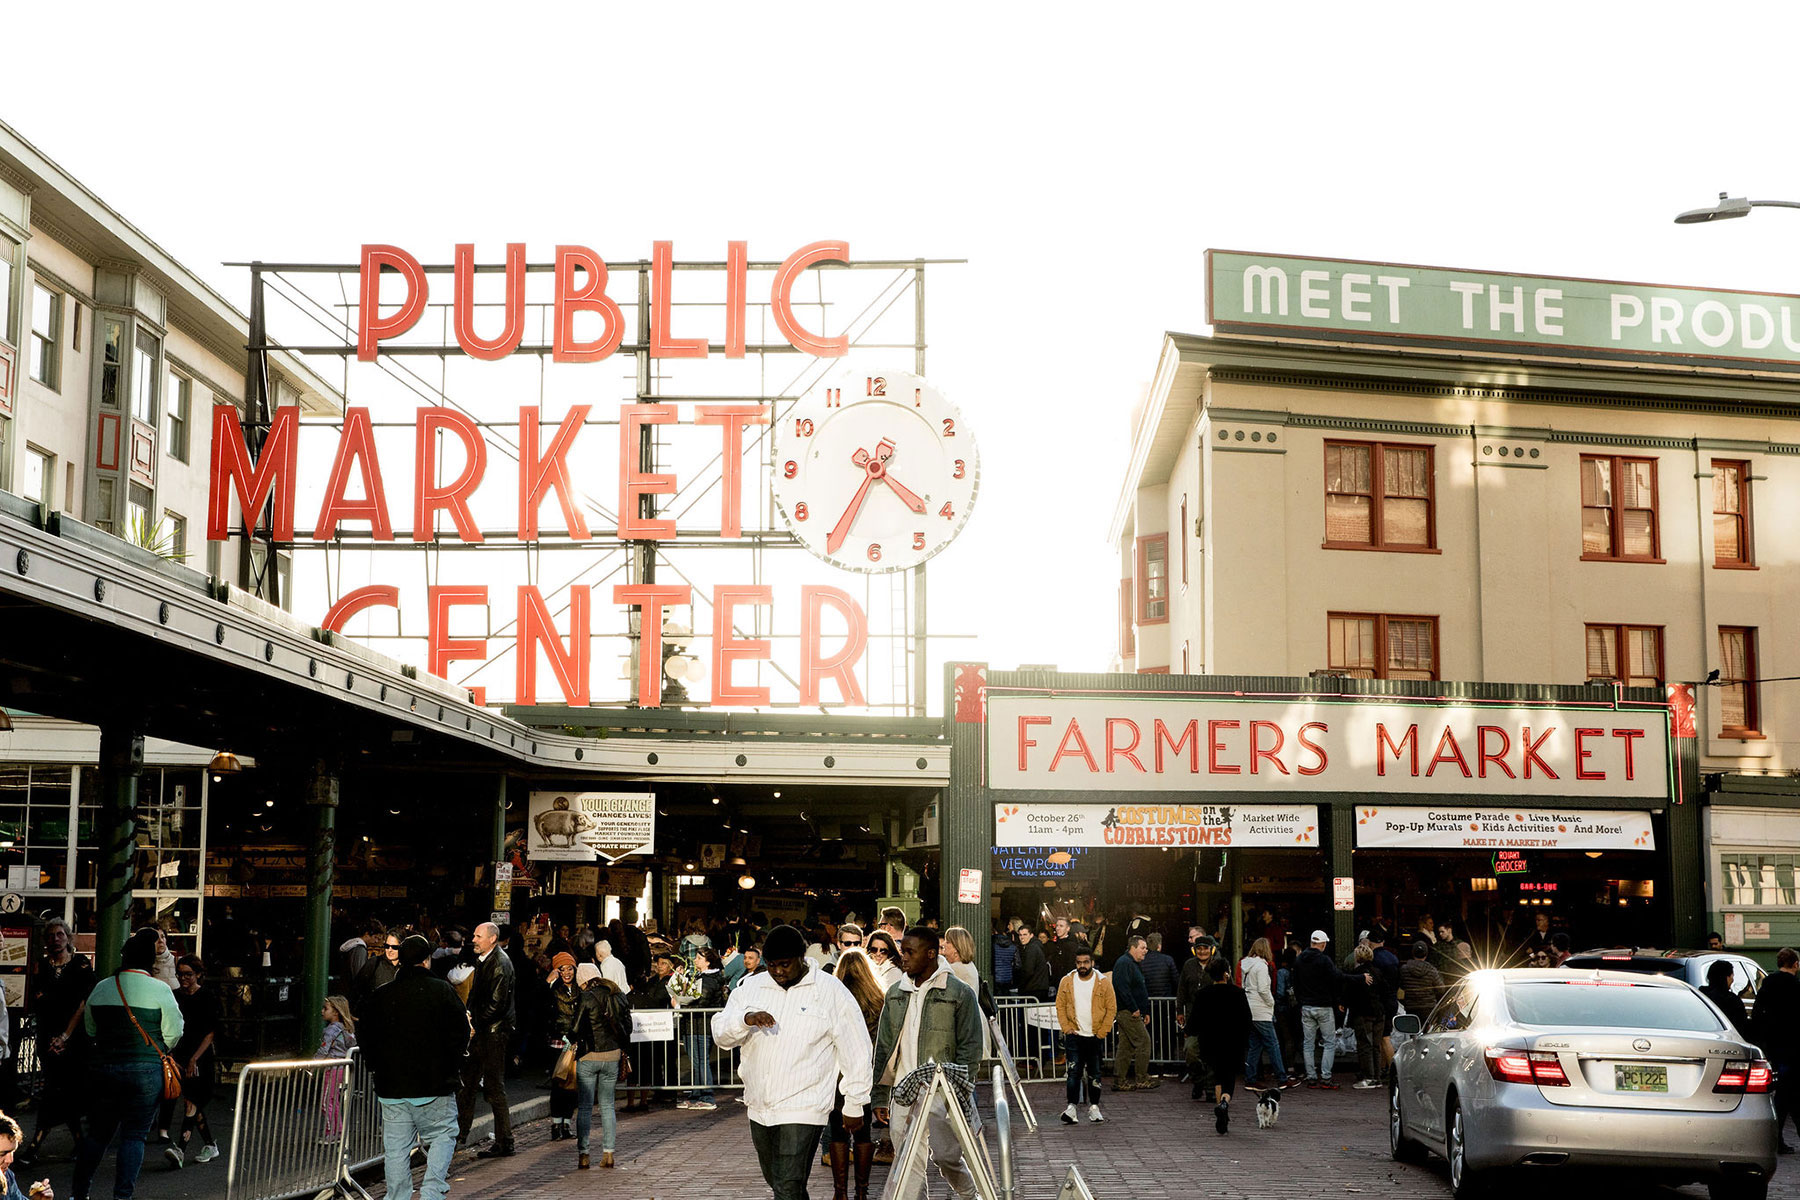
(528, 791, 657, 862)
(994, 803, 1317, 848)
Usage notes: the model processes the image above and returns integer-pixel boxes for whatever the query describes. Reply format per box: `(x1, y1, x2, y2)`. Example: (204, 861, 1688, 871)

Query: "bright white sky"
(11, 4, 1800, 711)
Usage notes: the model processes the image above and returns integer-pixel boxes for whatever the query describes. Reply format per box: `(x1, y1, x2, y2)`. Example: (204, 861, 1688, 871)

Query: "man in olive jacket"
(872, 927, 983, 1200)
(361, 936, 470, 1200)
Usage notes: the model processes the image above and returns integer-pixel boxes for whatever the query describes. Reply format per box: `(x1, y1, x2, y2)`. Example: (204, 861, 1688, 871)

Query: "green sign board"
(1207, 249, 1800, 369)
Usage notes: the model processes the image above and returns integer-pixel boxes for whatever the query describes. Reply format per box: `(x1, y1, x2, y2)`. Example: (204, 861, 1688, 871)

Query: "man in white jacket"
(712, 925, 873, 1200)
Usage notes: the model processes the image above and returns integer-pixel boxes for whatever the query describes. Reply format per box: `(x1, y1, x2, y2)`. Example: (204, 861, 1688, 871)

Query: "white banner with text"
(1353, 806, 1656, 850)
(994, 803, 1318, 848)
(987, 695, 1668, 799)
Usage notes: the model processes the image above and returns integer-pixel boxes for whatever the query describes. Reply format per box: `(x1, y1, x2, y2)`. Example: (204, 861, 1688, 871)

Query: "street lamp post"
(1674, 193, 1800, 224)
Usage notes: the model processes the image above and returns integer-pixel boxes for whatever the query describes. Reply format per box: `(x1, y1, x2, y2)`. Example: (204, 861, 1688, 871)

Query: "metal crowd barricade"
(226, 1049, 370, 1200)
(623, 1005, 744, 1093)
(991, 995, 1185, 1083)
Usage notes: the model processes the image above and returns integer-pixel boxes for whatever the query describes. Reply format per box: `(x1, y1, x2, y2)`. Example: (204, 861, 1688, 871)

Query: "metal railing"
(621, 1006, 744, 1094)
(990, 996, 1187, 1083)
(226, 1049, 370, 1200)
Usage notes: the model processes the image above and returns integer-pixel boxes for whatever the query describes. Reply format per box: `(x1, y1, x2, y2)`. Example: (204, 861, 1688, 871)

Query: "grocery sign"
(1209, 249, 1800, 369)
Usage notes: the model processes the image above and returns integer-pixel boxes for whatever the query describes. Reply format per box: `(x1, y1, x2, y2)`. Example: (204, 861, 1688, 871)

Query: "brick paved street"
(409, 1077, 1799, 1200)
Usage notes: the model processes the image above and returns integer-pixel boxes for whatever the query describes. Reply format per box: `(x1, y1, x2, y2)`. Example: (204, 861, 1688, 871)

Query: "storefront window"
(1720, 852, 1799, 907)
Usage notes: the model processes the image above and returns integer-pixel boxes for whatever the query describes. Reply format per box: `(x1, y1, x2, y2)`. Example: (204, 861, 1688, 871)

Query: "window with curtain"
(1324, 440, 1434, 549)
(1584, 624, 1663, 687)
(1138, 535, 1168, 623)
(1327, 612, 1437, 680)
(1719, 626, 1759, 735)
(1581, 454, 1659, 560)
(1712, 460, 1752, 566)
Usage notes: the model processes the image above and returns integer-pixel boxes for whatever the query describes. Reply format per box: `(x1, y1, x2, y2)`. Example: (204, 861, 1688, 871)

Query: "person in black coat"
(1014, 927, 1051, 1000)
(1754, 948, 1800, 1152)
(360, 936, 470, 1200)
(456, 922, 518, 1156)
(1191, 956, 1252, 1134)
(1700, 959, 1751, 1041)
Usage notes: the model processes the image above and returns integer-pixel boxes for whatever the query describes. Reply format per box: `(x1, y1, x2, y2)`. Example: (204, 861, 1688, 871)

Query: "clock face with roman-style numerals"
(771, 368, 979, 573)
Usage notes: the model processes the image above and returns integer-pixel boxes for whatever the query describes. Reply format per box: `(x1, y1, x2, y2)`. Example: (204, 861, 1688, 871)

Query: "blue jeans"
(1244, 1019, 1285, 1082)
(683, 1032, 715, 1104)
(74, 1059, 161, 1200)
(380, 1095, 456, 1200)
(576, 1057, 620, 1153)
(1301, 1006, 1337, 1080)
(749, 1120, 821, 1200)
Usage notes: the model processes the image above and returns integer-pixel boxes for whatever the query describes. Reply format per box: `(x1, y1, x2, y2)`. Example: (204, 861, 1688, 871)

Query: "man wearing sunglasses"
(829, 924, 865, 972)
(353, 934, 402, 1010)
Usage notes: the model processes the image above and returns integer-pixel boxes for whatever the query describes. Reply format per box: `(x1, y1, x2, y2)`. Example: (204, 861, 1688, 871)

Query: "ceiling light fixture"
(737, 873, 756, 890)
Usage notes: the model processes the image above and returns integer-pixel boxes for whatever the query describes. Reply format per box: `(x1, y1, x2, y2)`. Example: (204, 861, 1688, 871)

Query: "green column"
(93, 725, 143, 979)
(940, 663, 990, 975)
(1330, 803, 1355, 952)
(1667, 734, 1705, 949)
(302, 764, 339, 1052)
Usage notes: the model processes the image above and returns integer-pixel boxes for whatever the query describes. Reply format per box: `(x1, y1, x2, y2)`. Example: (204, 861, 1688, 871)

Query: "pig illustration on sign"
(534, 796, 597, 848)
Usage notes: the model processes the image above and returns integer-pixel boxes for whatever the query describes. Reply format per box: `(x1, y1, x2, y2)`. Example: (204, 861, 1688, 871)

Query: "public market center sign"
(1209, 249, 1800, 368)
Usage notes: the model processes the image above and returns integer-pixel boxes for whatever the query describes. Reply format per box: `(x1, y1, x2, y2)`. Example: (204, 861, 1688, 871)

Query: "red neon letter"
(1106, 719, 1145, 773)
(414, 409, 486, 543)
(725, 240, 748, 358)
(515, 585, 590, 706)
(208, 404, 298, 542)
(694, 404, 769, 538)
(313, 408, 394, 541)
(612, 583, 691, 708)
(1376, 723, 1419, 776)
(518, 406, 592, 541)
(1521, 726, 1560, 779)
(357, 245, 427, 360)
(1153, 719, 1199, 772)
(553, 245, 624, 363)
(1049, 720, 1099, 772)
(1424, 727, 1472, 778)
(1296, 722, 1329, 775)
(452, 242, 526, 360)
(1250, 721, 1289, 775)
(771, 241, 850, 357)
(651, 241, 707, 359)
(320, 584, 400, 634)
(428, 585, 489, 679)
(712, 585, 772, 706)
(1207, 720, 1242, 774)
(799, 586, 867, 707)
(1574, 727, 1606, 780)
(1612, 727, 1645, 780)
(1477, 726, 1515, 779)
(618, 404, 679, 539)
(1018, 716, 1053, 771)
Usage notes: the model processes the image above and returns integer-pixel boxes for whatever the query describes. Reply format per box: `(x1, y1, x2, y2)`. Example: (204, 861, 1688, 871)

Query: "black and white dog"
(1254, 1088, 1281, 1129)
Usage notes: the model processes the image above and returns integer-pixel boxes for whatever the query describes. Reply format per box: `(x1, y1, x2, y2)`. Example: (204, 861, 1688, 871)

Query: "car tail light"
(1716, 1060, 1774, 1094)
(1485, 1048, 1569, 1086)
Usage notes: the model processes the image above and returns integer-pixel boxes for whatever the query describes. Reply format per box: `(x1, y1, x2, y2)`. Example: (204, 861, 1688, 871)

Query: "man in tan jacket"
(1054, 950, 1116, 1124)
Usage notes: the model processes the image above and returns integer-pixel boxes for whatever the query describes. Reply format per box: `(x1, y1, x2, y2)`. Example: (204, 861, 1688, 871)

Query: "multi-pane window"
(99, 319, 125, 408)
(1719, 626, 1760, 736)
(1712, 460, 1753, 566)
(1584, 624, 1663, 688)
(165, 369, 190, 463)
(131, 332, 159, 425)
(1324, 441, 1433, 549)
(1327, 613, 1437, 680)
(1137, 535, 1168, 624)
(1580, 454, 1660, 560)
(94, 477, 116, 534)
(28, 284, 59, 389)
(165, 511, 187, 560)
(20, 446, 51, 507)
(0, 239, 15, 342)
(1720, 853, 1800, 907)
(126, 483, 151, 543)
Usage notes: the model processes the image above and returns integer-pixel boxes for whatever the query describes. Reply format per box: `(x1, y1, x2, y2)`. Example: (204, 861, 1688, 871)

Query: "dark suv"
(1562, 948, 1765, 1017)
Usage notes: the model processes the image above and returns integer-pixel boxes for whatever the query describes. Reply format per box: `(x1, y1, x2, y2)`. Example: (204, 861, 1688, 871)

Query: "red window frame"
(1582, 624, 1665, 688)
(1325, 612, 1439, 680)
(1712, 459, 1754, 568)
(1580, 454, 1663, 563)
(1136, 534, 1169, 625)
(1322, 440, 1437, 552)
(1719, 626, 1761, 738)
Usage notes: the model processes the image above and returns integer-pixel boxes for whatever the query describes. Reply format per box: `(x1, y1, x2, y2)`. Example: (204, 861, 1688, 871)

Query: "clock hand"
(826, 468, 878, 555)
(879, 470, 927, 514)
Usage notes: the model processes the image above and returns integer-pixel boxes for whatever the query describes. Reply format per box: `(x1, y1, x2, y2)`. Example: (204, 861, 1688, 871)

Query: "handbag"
(116, 976, 184, 1100)
(550, 1042, 578, 1089)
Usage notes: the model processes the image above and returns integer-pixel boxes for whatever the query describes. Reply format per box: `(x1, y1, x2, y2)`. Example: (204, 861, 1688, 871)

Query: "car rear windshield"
(1506, 981, 1722, 1031)
(1562, 957, 1683, 976)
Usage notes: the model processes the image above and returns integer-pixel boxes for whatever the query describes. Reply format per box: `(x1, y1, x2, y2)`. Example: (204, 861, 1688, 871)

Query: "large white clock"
(771, 368, 979, 573)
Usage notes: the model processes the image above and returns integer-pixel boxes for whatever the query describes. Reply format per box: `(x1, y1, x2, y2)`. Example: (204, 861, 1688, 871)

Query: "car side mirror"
(1392, 1013, 1422, 1036)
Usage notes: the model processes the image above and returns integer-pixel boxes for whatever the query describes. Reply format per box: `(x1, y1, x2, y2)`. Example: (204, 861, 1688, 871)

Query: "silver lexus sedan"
(1389, 968, 1777, 1200)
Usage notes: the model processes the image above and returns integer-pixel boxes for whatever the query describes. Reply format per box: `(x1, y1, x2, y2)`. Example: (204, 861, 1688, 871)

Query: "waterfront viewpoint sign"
(987, 695, 1669, 800)
(1209, 249, 1800, 368)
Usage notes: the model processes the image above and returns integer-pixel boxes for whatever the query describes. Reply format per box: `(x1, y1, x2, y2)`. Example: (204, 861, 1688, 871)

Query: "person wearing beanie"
(546, 952, 582, 1140)
(712, 925, 874, 1200)
(358, 934, 468, 1200)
